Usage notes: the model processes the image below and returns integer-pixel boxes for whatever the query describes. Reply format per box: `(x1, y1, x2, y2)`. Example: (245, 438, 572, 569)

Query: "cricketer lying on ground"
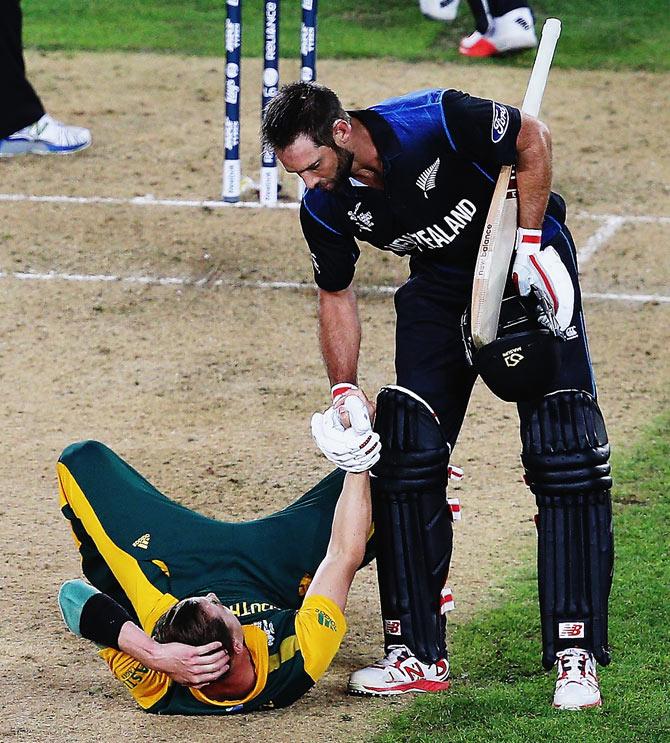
(57, 440, 374, 714)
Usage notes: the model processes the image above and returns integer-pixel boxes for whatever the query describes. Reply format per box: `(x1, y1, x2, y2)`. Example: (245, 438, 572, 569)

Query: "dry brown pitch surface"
(0, 52, 668, 742)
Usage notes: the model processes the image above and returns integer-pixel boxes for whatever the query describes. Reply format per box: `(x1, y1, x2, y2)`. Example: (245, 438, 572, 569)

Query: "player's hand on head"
(512, 228, 574, 330)
(150, 640, 230, 687)
(311, 397, 381, 473)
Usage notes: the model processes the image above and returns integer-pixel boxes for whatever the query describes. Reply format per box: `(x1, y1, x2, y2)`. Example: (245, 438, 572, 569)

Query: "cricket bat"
(470, 18, 562, 349)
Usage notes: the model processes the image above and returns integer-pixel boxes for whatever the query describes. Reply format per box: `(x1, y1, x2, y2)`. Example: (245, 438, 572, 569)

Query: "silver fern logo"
(416, 157, 440, 198)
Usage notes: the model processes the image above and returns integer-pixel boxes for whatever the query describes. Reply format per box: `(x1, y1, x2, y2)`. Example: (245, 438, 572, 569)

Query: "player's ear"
(232, 638, 245, 654)
(332, 118, 351, 146)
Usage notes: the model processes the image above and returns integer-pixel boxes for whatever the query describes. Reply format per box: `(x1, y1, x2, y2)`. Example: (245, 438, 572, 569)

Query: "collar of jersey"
(349, 109, 401, 170)
(188, 624, 269, 707)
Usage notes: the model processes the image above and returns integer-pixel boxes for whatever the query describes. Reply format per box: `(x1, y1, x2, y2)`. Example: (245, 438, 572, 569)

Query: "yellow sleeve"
(99, 648, 172, 710)
(295, 594, 347, 682)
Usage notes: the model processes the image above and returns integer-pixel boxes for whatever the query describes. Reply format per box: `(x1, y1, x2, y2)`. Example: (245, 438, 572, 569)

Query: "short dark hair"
(153, 598, 234, 661)
(261, 81, 349, 152)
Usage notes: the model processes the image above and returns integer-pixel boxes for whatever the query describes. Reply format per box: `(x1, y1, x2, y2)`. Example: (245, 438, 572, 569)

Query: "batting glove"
(511, 227, 574, 330)
(331, 382, 358, 402)
(311, 396, 381, 473)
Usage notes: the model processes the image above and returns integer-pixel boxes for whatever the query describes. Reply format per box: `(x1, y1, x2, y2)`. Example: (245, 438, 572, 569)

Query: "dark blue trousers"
(0, 1, 44, 138)
(394, 221, 597, 449)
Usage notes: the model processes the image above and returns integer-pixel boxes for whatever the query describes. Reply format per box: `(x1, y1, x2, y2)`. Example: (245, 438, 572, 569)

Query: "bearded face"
(330, 145, 354, 191)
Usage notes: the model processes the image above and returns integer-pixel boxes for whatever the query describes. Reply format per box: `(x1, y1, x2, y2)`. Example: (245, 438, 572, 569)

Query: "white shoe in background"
(460, 7, 537, 57)
(0, 114, 91, 157)
(420, 0, 460, 22)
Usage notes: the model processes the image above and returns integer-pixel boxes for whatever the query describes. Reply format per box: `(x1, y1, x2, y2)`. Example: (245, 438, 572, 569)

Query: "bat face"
(471, 165, 518, 349)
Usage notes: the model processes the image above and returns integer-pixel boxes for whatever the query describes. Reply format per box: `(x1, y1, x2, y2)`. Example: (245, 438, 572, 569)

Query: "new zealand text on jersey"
(387, 198, 477, 254)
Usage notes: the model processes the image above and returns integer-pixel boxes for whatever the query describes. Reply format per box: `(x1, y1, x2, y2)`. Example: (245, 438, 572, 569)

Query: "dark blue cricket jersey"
(300, 89, 566, 293)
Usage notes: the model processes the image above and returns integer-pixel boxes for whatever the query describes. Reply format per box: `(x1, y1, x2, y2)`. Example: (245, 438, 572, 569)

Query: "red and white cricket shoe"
(459, 8, 537, 57)
(553, 648, 602, 710)
(348, 645, 450, 696)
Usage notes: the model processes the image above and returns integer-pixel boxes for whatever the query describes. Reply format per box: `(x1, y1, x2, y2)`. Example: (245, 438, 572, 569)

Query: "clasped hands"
(311, 387, 381, 473)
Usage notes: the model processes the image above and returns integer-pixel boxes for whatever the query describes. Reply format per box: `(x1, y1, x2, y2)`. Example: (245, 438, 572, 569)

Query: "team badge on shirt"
(491, 102, 509, 143)
(416, 157, 440, 198)
(254, 619, 276, 645)
(347, 202, 374, 232)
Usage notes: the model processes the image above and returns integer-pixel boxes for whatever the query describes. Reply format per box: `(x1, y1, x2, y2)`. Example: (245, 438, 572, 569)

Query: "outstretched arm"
(318, 285, 361, 386)
(305, 471, 371, 612)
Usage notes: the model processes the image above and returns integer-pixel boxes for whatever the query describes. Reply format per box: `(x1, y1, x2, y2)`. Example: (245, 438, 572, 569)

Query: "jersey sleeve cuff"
(302, 593, 347, 630)
(58, 579, 101, 637)
(296, 594, 348, 682)
(59, 580, 135, 649)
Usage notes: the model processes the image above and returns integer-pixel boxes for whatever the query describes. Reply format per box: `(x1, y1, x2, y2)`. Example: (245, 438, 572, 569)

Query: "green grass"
(21, 0, 669, 71)
(374, 415, 670, 742)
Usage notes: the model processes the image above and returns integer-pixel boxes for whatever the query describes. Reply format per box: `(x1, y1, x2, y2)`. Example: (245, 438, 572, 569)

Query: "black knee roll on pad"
(371, 385, 453, 664)
(520, 390, 614, 668)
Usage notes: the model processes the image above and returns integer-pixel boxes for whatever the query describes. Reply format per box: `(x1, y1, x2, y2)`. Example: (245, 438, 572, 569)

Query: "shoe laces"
(374, 645, 410, 668)
(557, 649, 593, 682)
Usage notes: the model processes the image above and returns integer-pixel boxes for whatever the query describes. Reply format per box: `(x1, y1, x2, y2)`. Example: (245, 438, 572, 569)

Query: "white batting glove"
(511, 227, 575, 330)
(330, 382, 358, 402)
(311, 396, 381, 473)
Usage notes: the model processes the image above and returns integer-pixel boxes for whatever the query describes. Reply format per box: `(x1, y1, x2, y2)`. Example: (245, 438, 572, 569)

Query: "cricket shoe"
(348, 644, 450, 696)
(553, 648, 602, 710)
(0, 114, 91, 157)
(459, 7, 537, 57)
(419, 0, 460, 22)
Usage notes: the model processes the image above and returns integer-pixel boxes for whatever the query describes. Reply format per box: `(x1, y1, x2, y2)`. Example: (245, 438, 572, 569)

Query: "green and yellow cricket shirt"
(99, 593, 345, 713)
(58, 440, 349, 714)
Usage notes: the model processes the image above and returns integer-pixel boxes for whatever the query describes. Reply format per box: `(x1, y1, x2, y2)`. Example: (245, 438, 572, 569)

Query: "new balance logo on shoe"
(348, 645, 450, 696)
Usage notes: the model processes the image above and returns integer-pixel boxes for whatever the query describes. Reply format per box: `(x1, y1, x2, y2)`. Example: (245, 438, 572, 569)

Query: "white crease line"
(1, 193, 670, 223)
(579, 216, 625, 265)
(582, 291, 670, 304)
(2, 270, 668, 303)
(576, 212, 670, 224)
(0, 193, 300, 210)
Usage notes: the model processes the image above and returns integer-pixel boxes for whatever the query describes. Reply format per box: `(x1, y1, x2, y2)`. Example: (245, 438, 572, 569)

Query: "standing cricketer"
(261, 82, 613, 709)
(57, 431, 375, 714)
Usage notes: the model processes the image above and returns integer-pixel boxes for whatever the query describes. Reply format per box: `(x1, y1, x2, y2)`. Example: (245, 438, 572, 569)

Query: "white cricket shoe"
(348, 644, 450, 696)
(553, 648, 602, 710)
(419, 0, 460, 22)
(459, 7, 537, 57)
(0, 114, 91, 157)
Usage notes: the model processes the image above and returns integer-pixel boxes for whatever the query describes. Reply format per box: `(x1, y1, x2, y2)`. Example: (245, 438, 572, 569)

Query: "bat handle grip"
(521, 18, 561, 117)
